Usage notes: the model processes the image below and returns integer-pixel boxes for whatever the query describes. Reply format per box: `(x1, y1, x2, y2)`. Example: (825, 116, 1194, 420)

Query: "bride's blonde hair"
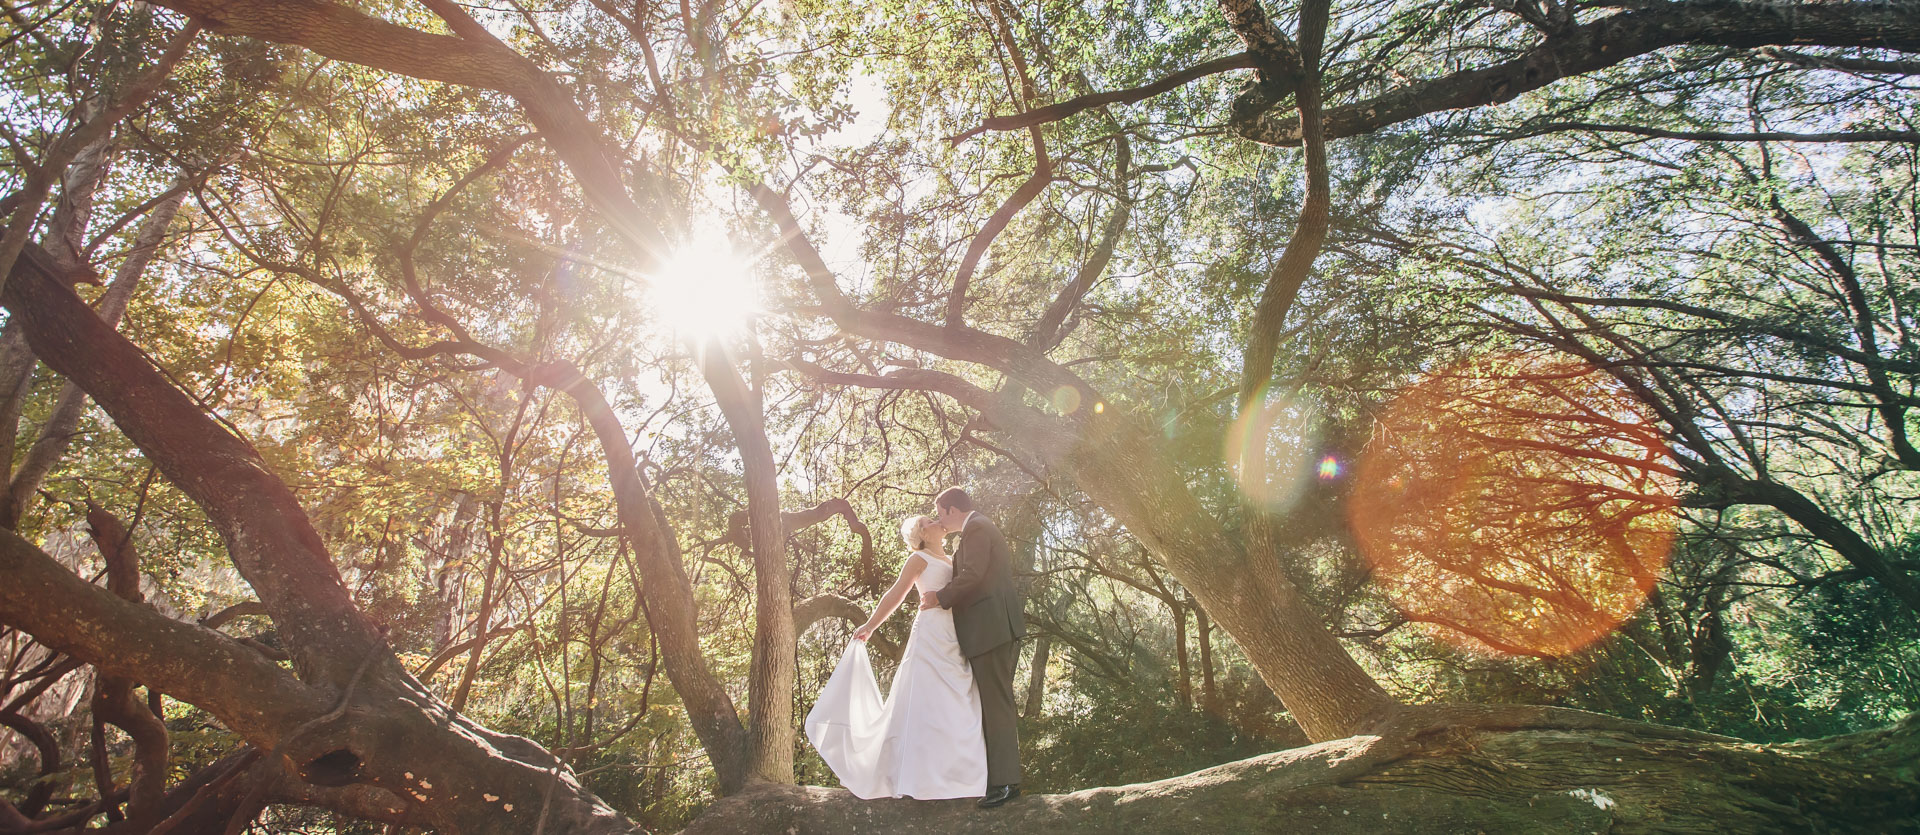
(899, 515, 936, 551)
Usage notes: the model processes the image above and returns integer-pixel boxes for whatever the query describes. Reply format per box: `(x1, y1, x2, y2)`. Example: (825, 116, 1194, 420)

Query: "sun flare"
(645, 232, 761, 339)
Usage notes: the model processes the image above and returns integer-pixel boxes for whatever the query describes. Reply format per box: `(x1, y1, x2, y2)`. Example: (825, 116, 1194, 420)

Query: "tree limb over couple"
(805, 487, 1027, 809)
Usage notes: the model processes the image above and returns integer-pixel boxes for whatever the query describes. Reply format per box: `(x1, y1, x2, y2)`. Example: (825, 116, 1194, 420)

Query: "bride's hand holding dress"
(806, 518, 989, 800)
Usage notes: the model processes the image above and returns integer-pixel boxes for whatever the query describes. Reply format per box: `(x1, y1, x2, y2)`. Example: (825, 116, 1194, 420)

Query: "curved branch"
(948, 0, 1055, 329)
(792, 593, 864, 634)
(782, 360, 1001, 413)
(791, 594, 901, 662)
(1239, 0, 1331, 406)
(416, 626, 517, 680)
(1242, 1, 1920, 145)
(200, 601, 269, 631)
(946, 163, 1053, 328)
(949, 53, 1257, 143)
(750, 181, 1101, 401)
(720, 497, 877, 573)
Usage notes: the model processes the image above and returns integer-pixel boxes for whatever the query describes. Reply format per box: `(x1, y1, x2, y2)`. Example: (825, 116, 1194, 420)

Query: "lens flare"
(1317, 456, 1341, 480)
(1348, 352, 1678, 658)
(1050, 385, 1083, 415)
(645, 230, 760, 339)
(1225, 393, 1321, 512)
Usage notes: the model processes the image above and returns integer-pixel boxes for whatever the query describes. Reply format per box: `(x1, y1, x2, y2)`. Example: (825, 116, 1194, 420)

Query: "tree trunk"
(432, 492, 480, 653)
(2, 180, 185, 528)
(83, 501, 171, 830)
(1021, 635, 1049, 719)
(685, 708, 1920, 834)
(1171, 598, 1190, 710)
(1056, 415, 1395, 739)
(697, 343, 796, 785)
(1193, 597, 1215, 713)
(534, 360, 753, 791)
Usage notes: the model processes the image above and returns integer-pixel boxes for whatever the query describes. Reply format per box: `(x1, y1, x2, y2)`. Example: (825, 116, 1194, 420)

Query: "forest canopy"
(0, 0, 1916, 831)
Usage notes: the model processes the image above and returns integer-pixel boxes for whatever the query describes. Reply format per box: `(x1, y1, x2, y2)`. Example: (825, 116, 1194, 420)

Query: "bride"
(804, 515, 988, 799)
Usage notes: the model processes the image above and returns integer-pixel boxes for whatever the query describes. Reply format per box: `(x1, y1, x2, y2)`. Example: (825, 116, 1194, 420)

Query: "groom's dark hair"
(935, 486, 972, 513)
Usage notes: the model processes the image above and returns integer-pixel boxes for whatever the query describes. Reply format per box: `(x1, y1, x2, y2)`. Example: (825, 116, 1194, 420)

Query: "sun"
(644, 231, 761, 340)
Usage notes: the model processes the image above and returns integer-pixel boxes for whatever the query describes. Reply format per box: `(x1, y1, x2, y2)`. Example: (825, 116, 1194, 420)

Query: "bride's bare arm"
(853, 554, 928, 641)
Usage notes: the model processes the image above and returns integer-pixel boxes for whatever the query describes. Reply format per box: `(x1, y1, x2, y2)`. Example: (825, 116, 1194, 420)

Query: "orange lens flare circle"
(1348, 353, 1679, 658)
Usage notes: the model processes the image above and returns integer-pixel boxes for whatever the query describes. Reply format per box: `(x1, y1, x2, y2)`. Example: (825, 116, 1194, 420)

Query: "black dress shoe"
(978, 784, 1020, 808)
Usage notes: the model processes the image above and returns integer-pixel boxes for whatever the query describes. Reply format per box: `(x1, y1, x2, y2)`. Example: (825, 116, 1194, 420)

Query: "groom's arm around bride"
(920, 487, 1026, 806)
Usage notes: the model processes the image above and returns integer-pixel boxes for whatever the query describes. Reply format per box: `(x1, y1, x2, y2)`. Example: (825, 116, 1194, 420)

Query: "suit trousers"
(969, 639, 1022, 786)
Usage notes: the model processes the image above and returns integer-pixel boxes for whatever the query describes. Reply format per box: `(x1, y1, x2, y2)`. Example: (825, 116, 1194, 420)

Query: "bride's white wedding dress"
(805, 552, 988, 799)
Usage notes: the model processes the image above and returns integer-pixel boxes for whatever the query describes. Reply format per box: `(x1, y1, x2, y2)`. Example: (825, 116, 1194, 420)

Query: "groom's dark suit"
(936, 512, 1025, 786)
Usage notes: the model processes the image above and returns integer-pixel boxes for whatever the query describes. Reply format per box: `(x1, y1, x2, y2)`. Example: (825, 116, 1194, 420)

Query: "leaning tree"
(2, 0, 1919, 832)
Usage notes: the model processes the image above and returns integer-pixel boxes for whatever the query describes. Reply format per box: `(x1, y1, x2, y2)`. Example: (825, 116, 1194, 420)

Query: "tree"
(1, 0, 1917, 830)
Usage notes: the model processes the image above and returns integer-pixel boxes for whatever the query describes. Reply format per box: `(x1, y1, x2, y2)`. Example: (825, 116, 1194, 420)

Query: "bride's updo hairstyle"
(899, 515, 936, 551)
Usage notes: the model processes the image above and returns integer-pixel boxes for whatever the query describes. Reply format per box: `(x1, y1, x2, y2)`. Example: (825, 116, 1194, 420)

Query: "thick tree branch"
(1688, 465, 1920, 618)
(517, 359, 756, 791)
(0, 527, 326, 746)
(200, 601, 269, 630)
(2, 243, 382, 684)
(1243, 1, 1920, 145)
(1219, 0, 1303, 77)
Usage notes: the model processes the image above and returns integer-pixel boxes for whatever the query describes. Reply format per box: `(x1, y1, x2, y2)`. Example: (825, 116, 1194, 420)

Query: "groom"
(919, 486, 1025, 808)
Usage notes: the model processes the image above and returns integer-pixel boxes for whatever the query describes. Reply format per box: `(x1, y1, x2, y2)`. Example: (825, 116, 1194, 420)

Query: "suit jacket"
(936, 513, 1026, 658)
